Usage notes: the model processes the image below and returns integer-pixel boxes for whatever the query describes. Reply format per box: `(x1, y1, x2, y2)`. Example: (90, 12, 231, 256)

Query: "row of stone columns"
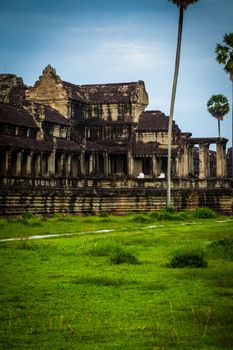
(179, 142, 227, 178)
(0, 143, 227, 178)
(0, 150, 78, 177)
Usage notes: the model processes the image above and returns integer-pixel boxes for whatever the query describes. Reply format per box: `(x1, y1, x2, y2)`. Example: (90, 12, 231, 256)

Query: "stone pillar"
(216, 142, 226, 177)
(56, 154, 64, 175)
(65, 154, 71, 176)
(182, 145, 189, 177)
(2, 150, 11, 175)
(175, 155, 180, 177)
(61, 154, 65, 175)
(188, 146, 194, 175)
(152, 155, 159, 176)
(95, 154, 99, 174)
(35, 154, 41, 176)
(199, 144, 209, 179)
(80, 153, 85, 175)
(15, 151, 22, 176)
(127, 152, 134, 176)
(26, 152, 33, 175)
(89, 154, 93, 175)
(104, 153, 109, 175)
(48, 151, 55, 175)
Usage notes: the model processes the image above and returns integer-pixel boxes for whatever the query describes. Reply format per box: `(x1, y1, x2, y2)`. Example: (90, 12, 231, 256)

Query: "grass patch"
(169, 249, 208, 268)
(84, 239, 139, 264)
(207, 238, 233, 260)
(0, 214, 233, 349)
(193, 207, 217, 219)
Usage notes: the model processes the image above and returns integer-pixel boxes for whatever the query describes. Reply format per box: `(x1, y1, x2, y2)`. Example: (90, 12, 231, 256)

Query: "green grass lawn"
(0, 210, 233, 349)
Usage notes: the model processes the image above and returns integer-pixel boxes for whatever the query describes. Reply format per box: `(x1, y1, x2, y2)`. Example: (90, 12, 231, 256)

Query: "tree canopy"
(216, 32, 233, 81)
(168, 0, 199, 10)
(207, 94, 229, 121)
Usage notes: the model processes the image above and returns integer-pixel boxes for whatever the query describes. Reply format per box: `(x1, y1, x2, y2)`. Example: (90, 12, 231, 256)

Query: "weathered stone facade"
(0, 65, 232, 215)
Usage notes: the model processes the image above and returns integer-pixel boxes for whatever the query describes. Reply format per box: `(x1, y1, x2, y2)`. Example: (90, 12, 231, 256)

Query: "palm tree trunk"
(218, 119, 220, 138)
(231, 81, 233, 179)
(167, 6, 183, 208)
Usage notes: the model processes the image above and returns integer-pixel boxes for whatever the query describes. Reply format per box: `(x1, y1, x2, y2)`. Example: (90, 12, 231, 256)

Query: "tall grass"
(83, 239, 139, 264)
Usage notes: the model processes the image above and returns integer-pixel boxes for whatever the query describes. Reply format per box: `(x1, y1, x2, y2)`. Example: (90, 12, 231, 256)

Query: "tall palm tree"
(207, 94, 229, 138)
(215, 32, 233, 178)
(167, 0, 199, 208)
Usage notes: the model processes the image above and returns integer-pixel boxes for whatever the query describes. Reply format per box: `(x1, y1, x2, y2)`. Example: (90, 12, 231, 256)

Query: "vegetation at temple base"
(0, 211, 233, 349)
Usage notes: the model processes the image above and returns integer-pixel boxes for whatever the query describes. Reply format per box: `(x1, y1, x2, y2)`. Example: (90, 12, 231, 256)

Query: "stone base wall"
(0, 187, 232, 216)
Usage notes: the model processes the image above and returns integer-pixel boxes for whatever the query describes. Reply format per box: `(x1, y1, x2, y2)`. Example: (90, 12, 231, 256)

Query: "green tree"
(167, 0, 199, 208)
(207, 94, 229, 138)
(215, 32, 233, 178)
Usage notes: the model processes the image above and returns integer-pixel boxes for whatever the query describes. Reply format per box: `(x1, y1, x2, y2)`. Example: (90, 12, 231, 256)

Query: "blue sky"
(1, 0, 232, 148)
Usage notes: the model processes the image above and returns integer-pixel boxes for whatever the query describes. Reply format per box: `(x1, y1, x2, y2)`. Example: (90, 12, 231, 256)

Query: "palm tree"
(207, 94, 229, 138)
(167, 0, 199, 208)
(215, 32, 233, 178)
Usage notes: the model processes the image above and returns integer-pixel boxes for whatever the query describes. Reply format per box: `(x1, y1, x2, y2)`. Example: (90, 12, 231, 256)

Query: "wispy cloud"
(99, 40, 169, 68)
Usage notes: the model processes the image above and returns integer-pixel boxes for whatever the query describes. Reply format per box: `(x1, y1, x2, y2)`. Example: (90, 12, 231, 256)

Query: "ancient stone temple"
(0, 65, 232, 214)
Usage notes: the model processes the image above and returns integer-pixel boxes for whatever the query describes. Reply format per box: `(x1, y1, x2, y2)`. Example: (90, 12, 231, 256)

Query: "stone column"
(188, 146, 194, 175)
(199, 144, 209, 179)
(34, 154, 41, 176)
(104, 153, 109, 175)
(175, 155, 181, 177)
(152, 155, 159, 176)
(26, 152, 33, 175)
(89, 154, 93, 175)
(127, 152, 134, 176)
(216, 142, 226, 177)
(182, 145, 189, 177)
(61, 154, 65, 175)
(56, 154, 64, 175)
(2, 150, 11, 175)
(80, 153, 85, 175)
(65, 154, 71, 176)
(15, 151, 22, 176)
(48, 151, 55, 175)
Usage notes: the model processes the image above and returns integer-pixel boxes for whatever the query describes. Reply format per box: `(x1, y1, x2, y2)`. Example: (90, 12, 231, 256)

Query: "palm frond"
(168, 0, 199, 10)
(207, 94, 230, 120)
(223, 32, 233, 49)
(216, 33, 233, 78)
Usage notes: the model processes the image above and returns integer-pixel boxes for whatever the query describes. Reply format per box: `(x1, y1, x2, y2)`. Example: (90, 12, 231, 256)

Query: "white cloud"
(96, 40, 170, 69)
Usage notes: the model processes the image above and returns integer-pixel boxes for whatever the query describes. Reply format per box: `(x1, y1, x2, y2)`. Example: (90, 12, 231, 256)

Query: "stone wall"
(0, 177, 232, 215)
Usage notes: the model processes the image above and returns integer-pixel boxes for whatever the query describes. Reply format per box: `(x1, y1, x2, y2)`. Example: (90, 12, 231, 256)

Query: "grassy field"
(0, 209, 233, 349)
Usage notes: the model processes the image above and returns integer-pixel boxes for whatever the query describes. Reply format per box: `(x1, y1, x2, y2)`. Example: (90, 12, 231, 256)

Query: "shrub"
(84, 239, 121, 257)
(130, 213, 152, 223)
(208, 238, 233, 260)
(193, 207, 216, 219)
(84, 239, 139, 264)
(209, 238, 233, 248)
(165, 206, 176, 214)
(109, 245, 139, 265)
(169, 250, 207, 268)
(99, 212, 109, 218)
(148, 211, 158, 219)
(21, 211, 34, 220)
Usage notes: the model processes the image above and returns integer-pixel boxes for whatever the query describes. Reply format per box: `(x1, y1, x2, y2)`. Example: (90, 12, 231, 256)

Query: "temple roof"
(63, 81, 141, 104)
(0, 134, 52, 151)
(43, 106, 70, 126)
(0, 103, 37, 128)
(56, 138, 82, 151)
(0, 134, 83, 152)
(137, 110, 180, 133)
(188, 137, 228, 145)
(132, 142, 158, 155)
